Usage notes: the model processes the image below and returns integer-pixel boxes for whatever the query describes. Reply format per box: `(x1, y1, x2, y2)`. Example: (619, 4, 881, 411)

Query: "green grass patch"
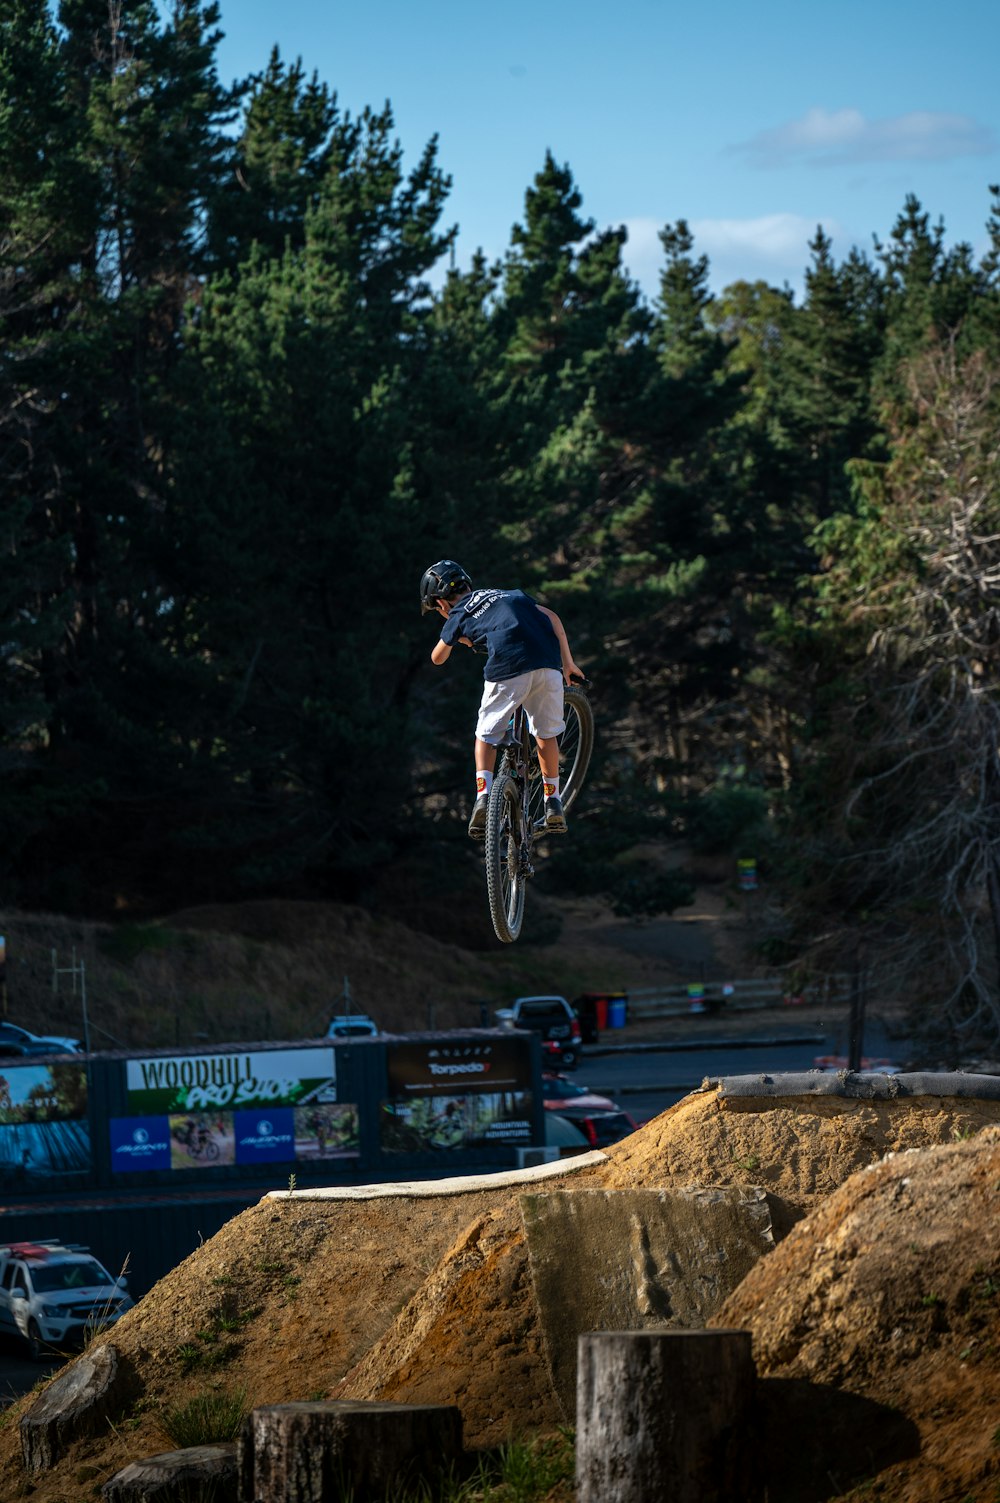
(160, 1386, 250, 1447)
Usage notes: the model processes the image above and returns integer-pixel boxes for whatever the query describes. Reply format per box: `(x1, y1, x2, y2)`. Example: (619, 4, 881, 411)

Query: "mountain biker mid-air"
(420, 560, 584, 839)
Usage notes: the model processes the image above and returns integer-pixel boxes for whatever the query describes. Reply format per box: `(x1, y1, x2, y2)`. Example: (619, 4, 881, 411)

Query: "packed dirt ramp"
(1, 1081, 999, 1501)
(716, 1124, 1000, 1503)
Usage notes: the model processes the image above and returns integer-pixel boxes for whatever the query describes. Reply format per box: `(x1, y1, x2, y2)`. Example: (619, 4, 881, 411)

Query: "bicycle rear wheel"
(560, 683, 594, 810)
(485, 765, 528, 943)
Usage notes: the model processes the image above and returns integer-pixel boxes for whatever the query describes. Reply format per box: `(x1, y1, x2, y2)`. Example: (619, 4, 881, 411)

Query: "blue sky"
(207, 0, 999, 303)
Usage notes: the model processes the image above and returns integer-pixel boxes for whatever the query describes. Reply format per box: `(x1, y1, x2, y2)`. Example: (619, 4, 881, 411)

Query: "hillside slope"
(0, 876, 752, 1051)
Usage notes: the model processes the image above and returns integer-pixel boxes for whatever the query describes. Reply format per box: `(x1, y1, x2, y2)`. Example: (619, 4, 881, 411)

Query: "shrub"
(159, 1386, 249, 1447)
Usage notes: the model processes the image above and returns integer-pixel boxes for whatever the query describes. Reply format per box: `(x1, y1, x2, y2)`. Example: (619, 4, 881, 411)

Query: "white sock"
(476, 769, 493, 799)
(543, 776, 560, 801)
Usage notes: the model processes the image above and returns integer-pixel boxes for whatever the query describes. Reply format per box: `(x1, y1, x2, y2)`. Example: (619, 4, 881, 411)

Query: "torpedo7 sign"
(386, 1037, 531, 1097)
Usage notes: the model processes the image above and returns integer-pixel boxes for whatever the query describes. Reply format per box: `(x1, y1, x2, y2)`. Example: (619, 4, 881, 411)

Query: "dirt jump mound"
(2, 1075, 999, 1502)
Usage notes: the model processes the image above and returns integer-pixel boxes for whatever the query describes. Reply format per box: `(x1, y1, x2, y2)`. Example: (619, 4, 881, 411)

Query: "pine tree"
(500, 150, 595, 379)
(0, 1, 239, 907)
(163, 108, 458, 892)
(875, 194, 985, 398)
(206, 46, 337, 269)
(779, 228, 883, 520)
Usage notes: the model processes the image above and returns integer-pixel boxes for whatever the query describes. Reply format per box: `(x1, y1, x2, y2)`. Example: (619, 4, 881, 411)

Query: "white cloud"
(621, 214, 836, 298)
(734, 107, 995, 167)
(691, 212, 836, 261)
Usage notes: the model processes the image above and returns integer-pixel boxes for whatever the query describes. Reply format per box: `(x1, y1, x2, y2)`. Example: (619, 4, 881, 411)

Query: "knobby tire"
(560, 683, 594, 810)
(485, 763, 527, 943)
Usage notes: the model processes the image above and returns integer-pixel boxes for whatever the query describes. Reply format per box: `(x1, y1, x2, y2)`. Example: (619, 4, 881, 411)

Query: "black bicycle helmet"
(419, 559, 472, 614)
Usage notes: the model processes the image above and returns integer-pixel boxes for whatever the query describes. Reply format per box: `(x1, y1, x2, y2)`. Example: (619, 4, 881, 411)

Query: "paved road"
(0, 1332, 60, 1406)
(578, 1014, 906, 1124)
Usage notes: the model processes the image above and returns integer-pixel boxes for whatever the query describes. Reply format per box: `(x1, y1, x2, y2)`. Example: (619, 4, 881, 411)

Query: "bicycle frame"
(484, 682, 593, 944)
(499, 704, 538, 851)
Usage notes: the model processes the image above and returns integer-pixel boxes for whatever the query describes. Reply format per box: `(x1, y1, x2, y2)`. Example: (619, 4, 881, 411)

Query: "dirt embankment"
(2, 1087, 999, 1502)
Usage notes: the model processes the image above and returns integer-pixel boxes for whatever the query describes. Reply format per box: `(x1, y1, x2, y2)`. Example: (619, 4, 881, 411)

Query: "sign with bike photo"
(0, 1059, 91, 1184)
(168, 1110, 237, 1168)
(124, 1048, 337, 1115)
(381, 1037, 534, 1152)
(293, 1102, 359, 1160)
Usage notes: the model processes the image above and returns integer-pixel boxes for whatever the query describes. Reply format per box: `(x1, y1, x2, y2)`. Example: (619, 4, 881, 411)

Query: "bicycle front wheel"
(560, 684, 594, 810)
(485, 768, 528, 943)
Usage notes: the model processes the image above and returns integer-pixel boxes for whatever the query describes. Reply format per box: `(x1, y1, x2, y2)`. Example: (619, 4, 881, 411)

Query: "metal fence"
(625, 974, 854, 1018)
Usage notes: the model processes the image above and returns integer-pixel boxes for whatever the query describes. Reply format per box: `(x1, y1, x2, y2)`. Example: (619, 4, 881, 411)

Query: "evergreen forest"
(3, 2, 1000, 1048)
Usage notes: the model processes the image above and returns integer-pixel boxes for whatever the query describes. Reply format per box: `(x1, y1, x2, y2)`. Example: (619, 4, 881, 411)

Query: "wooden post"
(576, 1329, 761, 1503)
(237, 1400, 463, 1503)
(847, 944, 866, 1071)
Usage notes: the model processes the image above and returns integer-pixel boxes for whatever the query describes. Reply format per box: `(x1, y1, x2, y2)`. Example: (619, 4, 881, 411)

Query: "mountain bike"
(484, 681, 594, 944)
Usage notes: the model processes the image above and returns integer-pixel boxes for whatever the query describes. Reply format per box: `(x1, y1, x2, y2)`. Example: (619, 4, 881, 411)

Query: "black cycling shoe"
(468, 793, 489, 839)
(544, 796, 567, 833)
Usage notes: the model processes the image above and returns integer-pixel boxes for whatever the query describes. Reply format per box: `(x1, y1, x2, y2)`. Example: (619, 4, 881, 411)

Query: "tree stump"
(237, 1400, 464, 1503)
(576, 1329, 761, 1503)
(20, 1343, 136, 1472)
(102, 1442, 237, 1501)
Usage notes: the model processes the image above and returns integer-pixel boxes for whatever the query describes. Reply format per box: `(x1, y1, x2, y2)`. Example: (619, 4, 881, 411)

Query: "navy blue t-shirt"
(439, 588, 561, 681)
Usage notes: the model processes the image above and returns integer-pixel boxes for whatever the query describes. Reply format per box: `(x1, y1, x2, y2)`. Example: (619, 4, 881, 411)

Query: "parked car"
(543, 1104, 638, 1152)
(0, 1240, 132, 1360)
(541, 1071, 638, 1150)
(0, 1021, 82, 1055)
(541, 1071, 619, 1113)
(503, 996, 582, 1069)
(0, 1039, 69, 1060)
(325, 1014, 380, 1040)
(552, 1105, 638, 1149)
(544, 1112, 597, 1156)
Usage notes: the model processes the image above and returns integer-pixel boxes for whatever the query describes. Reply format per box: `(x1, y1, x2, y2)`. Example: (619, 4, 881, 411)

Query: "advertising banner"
(234, 1108, 295, 1165)
(380, 1092, 533, 1152)
(0, 1060, 91, 1183)
(110, 1116, 172, 1173)
(168, 1111, 236, 1169)
(125, 1049, 336, 1114)
(382, 1037, 534, 1153)
(386, 1037, 531, 1097)
(293, 1103, 360, 1160)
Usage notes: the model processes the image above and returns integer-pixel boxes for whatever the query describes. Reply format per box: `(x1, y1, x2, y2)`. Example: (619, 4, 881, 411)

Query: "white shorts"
(476, 669, 566, 744)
